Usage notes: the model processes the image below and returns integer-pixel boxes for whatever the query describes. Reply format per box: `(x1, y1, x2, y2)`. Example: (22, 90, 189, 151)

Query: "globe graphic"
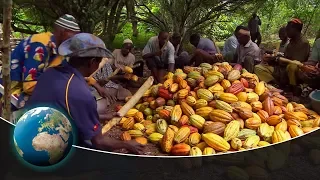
(13, 107, 73, 166)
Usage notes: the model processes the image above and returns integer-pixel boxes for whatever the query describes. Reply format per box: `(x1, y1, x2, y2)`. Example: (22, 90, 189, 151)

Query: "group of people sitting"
(1, 14, 320, 153)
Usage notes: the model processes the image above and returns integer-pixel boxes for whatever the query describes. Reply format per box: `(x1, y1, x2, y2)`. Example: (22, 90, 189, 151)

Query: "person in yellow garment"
(8, 14, 80, 109)
(254, 18, 310, 95)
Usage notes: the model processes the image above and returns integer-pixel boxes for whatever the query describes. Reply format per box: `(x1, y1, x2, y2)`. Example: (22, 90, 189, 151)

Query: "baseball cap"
(58, 33, 113, 58)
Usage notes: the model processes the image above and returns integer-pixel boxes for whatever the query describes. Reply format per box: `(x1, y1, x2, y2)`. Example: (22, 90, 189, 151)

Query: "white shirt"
(236, 40, 261, 64)
(222, 35, 239, 56)
(142, 36, 175, 64)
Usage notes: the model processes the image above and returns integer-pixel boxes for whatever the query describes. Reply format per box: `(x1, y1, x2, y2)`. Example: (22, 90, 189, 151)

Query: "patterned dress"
(2, 32, 66, 109)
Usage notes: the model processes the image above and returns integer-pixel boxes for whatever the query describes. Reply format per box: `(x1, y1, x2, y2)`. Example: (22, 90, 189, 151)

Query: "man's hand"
(125, 140, 145, 154)
(155, 51, 162, 57)
(97, 87, 112, 99)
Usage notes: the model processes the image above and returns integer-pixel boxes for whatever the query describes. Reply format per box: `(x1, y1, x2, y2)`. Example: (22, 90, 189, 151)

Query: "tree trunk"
(2, 0, 12, 121)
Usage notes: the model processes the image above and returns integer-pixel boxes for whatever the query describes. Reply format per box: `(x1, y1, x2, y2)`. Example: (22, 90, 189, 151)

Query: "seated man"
(299, 38, 320, 89)
(222, 26, 241, 62)
(143, 31, 175, 84)
(233, 26, 261, 73)
(111, 39, 144, 77)
(277, 26, 290, 54)
(189, 33, 218, 66)
(3, 14, 80, 109)
(87, 59, 132, 120)
(25, 33, 144, 153)
(170, 33, 190, 69)
(255, 19, 310, 92)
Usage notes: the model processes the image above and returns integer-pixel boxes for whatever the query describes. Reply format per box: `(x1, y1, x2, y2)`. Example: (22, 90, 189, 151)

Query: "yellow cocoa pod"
(254, 81, 266, 96)
(174, 127, 191, 144)
(275, 120, 288, 132)
(203, 147, 216, 155)
(127, 130, 144, 138)
(215, 100, 233, 113)
(133, 123, 146, 131)
(156, 119, 168, 135)
(236, 92, 248, 102)
(145, 126, 156, 135)
(302, 127, 318, 133)
(243, 135, 260, 149)
(301, 120, 314, 128)
(168, 125, 179, 133)
(126, 109, 139, 117)
(186, 96, 197, 107)
(197, 89, 214, 101)
(258, 141, 270, 147)
(122, 117, 135, 130)
(257, 123, 274, 142)
(221, 79, 232, 90)
(196, 107, 214, 120)
(165, 72, 174, 80)
(208, 83, 224, 93)
(163, 78, 174, 89)
(251, 101, 263, 112)
(195, 99, 208, 109)
(284, 131, 291, 140)
(181, 102, 196, 117)
(124, 66, 133, 74)
(272, 130, 287, 143)
(119, 117, 128, 126)
(286, 103, 294, 112)
(246, 92, 259, 103)
(288, 125, 304, 138)
(209, 109, 234, 124)
(284, 111, 308, 121)
(231, 101, 252, 111)
(196, 142, 208, 151)
(219, 93, 239, 103)
(161, 127, 175, 153)
(202, 133, 231, 152)
(189, 133, 202, 146)
(231, 138, 242, 150)
(171, 105, 183, 122)
(224, 120, 241, 142)
(169, 83, 179, 93)
(313, 118, 320, 127)
(190, 147, 203, 156)
(177, 89, 189, 99)
(134, 112, 144, 122)
(148, 133, 163, 144)
(190, 114, 206, 130)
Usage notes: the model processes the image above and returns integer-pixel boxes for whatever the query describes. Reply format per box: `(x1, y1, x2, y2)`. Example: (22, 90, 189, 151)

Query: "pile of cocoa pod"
(118, 62, 320, 156)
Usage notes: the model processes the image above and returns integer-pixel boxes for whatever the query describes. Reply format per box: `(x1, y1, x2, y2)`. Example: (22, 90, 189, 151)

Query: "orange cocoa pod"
(287, 119, 302, 128)
(257, 110, 269, 123)
(272, 97, 283, 106)
(273, 106, 283, 115)
(171, 143, 191, 156)
(135, 137, 148, 145)
(245, 118, 262, 130)
(275, 120, 288, 132)
(267, 115, 283, 126)
(288, 125, 304, 138)
(262, 97, 274, 116)
(179, 115, 189, 127)
(121, 131, 132, 141)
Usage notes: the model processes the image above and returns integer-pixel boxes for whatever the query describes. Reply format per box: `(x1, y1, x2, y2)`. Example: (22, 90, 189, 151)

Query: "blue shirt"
(25, 63, 102, 143)
(197, 38, 217, 54)
(222, 35, 239, 56)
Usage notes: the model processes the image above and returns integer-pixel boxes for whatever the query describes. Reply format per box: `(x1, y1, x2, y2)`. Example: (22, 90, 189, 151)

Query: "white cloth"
(236, 40, 261, 64)
(222, 35, 239, 56)
(111, 49, 135, 69)
(142, 36, 175, 64)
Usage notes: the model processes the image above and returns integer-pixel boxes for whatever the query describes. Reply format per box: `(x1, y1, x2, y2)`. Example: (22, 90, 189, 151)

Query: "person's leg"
(251, 33, 257, 43)
(145, 57, 160, 84)
(116, 85, 133, 101)
(157, 69, 168, 84)
(286, 64, 299, 86)
(254, 63, 275, 83)
(243, 56, 255, 73)
(133, 60, 144, 77)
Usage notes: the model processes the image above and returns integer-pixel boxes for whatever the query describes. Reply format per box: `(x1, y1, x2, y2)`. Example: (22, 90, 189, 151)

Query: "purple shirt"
(197, 38, 217, 54)
(25, 63, 101, 143)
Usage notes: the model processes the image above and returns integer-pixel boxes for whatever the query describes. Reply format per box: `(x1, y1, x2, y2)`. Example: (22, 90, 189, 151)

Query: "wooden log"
(101, 76, 154, 134)
(89, 58, 110, 78)
(2, 0, 13, 121)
